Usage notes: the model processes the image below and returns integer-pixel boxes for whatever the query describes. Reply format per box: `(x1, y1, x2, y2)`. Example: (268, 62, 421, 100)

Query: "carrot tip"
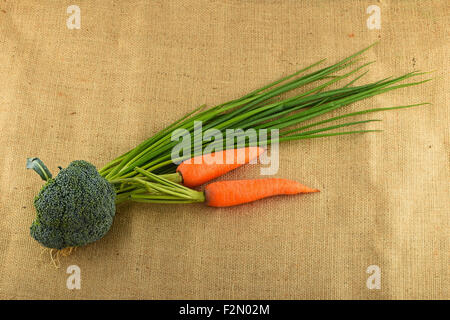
(302, 188, 320, 193)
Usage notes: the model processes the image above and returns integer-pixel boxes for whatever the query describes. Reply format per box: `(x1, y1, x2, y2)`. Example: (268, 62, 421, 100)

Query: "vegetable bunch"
(27, 43, 429, 250)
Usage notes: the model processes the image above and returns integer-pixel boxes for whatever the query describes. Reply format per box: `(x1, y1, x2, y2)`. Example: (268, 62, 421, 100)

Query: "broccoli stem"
(26, 158, 53, 181)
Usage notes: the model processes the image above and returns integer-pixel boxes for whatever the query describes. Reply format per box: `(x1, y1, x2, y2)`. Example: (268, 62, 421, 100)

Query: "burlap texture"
(0, 0, 448, 299)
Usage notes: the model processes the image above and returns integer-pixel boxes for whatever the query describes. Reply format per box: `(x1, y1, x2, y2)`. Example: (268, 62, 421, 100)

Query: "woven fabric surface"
(0, 0, 448, 299)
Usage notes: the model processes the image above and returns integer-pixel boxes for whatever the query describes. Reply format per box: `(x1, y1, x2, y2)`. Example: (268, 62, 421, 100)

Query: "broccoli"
(28, 160, 116, 249)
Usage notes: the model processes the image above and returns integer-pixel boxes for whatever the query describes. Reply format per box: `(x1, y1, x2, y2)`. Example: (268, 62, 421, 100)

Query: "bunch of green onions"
(98, 43, 429, 204)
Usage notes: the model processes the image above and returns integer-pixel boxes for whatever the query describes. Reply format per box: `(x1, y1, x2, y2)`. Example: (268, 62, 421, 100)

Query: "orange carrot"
(204, 178, 319, 207)
(176, 147, 265, 187)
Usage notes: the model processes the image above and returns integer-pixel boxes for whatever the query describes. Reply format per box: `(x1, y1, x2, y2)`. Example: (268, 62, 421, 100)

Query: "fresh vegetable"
(204, 179, 319, 207)
(27, 43, 429, 250)
(165, 146, 265, 187)
(29, 160, 115, 249)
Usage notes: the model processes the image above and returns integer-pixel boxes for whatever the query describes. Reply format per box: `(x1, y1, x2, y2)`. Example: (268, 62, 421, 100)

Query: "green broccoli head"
(30, 160, 116, 249)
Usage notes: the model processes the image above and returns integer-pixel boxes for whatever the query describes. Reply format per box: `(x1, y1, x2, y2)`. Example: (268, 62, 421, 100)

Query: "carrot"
(204, 178, 319, 207)
(176, 147, 265, 187)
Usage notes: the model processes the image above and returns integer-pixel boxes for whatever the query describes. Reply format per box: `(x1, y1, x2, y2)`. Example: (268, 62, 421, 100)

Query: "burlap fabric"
(0, 1, 448, 299)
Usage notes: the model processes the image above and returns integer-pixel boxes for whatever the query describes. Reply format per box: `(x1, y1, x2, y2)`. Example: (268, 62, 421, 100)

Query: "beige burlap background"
(0, 0, 448, 299)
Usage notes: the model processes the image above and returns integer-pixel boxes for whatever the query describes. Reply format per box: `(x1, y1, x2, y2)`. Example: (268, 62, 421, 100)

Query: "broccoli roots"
(30, 160, 116, 249)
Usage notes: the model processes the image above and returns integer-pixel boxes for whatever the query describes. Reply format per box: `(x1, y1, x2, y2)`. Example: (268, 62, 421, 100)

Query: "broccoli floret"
(30, 160, 116, 249)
